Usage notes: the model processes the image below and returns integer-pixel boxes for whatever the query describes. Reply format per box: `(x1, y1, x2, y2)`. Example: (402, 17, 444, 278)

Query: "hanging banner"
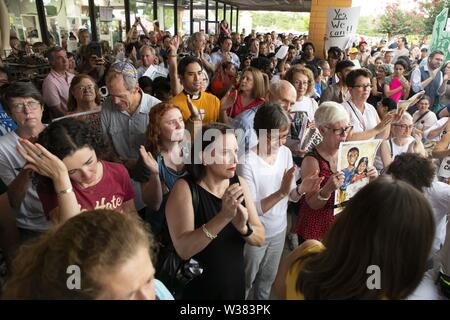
(325, 7, 361, 52)
(429, 7, 450, 61)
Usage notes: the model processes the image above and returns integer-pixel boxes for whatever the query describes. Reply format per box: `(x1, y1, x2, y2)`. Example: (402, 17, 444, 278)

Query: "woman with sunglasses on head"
(295, 102, 378, 242)
(17, 118, 137, 225)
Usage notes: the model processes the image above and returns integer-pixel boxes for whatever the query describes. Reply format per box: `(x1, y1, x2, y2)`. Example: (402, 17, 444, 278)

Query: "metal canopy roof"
(220, 0, 312, 12)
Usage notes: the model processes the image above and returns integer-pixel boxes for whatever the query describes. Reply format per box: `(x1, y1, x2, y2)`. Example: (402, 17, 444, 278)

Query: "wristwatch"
(241, 222, 253, 237)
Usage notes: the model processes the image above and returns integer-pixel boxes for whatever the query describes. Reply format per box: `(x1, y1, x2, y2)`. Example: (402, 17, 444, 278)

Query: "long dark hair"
(185, 122, 235, 182)
(35, 118, 114, 190)
(297, 177, 435, 299)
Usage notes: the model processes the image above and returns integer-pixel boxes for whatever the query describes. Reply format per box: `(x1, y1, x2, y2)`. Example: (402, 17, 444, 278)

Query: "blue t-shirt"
(0, 103, 16, 136)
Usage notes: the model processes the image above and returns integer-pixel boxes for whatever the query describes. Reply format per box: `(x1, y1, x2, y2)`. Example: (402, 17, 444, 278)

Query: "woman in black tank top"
(165, 123, 264, 299)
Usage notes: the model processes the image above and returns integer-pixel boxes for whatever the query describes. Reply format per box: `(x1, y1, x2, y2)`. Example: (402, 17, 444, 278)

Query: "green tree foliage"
(250, 11, 309, 32)
(418, 0, 450, 35)
(378, 0, 425, 39)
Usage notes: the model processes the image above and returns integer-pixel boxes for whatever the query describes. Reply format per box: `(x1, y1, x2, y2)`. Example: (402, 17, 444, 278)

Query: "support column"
(124, 0, 131, 35)
(35, 0, 49, 45)
(308, 0, 353, 58)
(153, 0, 158, 21)
(88, 0, 98, 41)
(205, 0, 209, 34)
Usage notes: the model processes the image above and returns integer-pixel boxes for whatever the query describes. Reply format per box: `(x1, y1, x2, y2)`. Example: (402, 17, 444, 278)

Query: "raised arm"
(17, 140, 79, 225)
(167, 36, 183, 96)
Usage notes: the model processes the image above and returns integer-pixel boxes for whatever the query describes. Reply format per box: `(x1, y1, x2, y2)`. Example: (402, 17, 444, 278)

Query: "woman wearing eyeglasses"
(54, 74, 104, 135)
(378, 112, 426, 170)
(295, 101, 378, 242)
(412, 95, 437, 132)
(67, 74, 102, 116)
(0, 82, 50, 243)
(294, 102, 350, 242)
(344, 69, 394, 141)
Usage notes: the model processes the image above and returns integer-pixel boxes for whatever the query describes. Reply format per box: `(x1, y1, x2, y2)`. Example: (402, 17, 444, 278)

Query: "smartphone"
(89, 42, 102, 58)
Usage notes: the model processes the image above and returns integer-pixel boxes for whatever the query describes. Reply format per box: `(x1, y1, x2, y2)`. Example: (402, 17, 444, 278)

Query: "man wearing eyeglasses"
(343, 69, 395, 141)
(0, 82, 50, 247)
(42, 47, 74, 118)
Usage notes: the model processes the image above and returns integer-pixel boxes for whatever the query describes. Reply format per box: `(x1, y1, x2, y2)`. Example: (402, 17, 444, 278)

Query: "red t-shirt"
(38, 161, 135, 217)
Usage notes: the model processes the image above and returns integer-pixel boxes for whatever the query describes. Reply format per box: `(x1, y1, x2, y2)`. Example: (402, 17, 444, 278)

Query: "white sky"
(352, 0, 419, 16)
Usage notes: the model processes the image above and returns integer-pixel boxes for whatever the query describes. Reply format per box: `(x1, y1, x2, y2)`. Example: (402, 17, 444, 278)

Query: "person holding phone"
(77, 42, 108, 87)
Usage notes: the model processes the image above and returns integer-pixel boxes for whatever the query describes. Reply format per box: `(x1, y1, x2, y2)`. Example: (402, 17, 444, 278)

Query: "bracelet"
(201, 224, 217, 240)
(168, 54, 177, 57)
(57, 187, 73, 197)
(296, 185, 305, 197)
(316, 189, 331, 201)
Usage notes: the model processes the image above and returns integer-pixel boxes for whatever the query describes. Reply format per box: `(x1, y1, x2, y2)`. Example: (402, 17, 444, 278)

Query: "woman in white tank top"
(377, 113, 424, 170)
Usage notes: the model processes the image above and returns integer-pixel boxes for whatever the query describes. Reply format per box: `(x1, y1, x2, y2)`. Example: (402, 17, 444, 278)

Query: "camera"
(99, 86, 109, 97)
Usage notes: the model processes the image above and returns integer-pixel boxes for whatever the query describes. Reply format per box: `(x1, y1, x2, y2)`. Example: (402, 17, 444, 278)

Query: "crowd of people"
(0, 18, 449, 300)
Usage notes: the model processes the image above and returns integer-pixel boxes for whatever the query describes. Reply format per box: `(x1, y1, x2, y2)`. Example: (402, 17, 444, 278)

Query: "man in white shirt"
(137, 46, 168, 79)
(211, 36, 240, 69)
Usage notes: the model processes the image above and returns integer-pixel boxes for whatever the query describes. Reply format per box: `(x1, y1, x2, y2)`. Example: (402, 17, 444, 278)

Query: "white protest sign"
(325, 7, 361, 52)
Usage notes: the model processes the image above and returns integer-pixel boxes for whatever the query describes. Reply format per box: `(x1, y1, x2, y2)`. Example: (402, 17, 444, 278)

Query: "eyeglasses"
(326, 125, 353, 135)
(392, 124, 413, 129)
(12, 100, 41, 112)
(75, 84, 95, 92)
(352, 84, 372, 90)
(293, 80, 309, 87)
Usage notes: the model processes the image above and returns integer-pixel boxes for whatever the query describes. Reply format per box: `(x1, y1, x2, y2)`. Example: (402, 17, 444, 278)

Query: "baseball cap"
(349, 47, 358, 54)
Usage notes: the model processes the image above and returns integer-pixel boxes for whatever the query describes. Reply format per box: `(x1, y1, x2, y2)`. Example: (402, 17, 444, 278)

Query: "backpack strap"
(414, 111, 430, 124)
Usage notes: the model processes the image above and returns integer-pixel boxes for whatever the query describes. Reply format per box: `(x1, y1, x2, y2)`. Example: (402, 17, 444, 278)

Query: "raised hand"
(139, 145, 159, 175)
(232, 203, 248, 234)
(220, 88, 238, 113)
(279, 166, 296, 197)
(221, 183, 244, 219)
(17, 139, 67, 181)
(367, 166, 378, 181)
(298, 169, 323, 195)
(322, 171, 345, 195)
(187, 94, 201, 120)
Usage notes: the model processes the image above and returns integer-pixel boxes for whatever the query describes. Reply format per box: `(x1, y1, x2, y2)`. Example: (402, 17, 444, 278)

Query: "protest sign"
(334, 139, 382, 215)
(430, 7, 450, 62)
(325, 7, 361, 52)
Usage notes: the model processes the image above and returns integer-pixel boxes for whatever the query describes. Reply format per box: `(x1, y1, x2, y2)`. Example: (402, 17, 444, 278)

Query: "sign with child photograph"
(334, 139, 382, 215)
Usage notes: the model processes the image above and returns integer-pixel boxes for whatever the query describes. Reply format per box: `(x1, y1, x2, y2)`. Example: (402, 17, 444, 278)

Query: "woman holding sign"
(294, 102, 349, 241)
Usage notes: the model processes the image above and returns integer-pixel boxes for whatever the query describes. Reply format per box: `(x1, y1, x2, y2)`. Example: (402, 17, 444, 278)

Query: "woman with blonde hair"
(2, 209, 173, 300)
(226, 66, 268, 118)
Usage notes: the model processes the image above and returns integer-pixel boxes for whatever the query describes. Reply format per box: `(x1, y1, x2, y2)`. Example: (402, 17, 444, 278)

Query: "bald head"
(268, 80, 297, 112)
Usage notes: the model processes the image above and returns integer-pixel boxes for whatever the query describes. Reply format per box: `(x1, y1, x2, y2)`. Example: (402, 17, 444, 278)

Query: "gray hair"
(47, 47, 66, 65)
(315, 102, 350, 127)
(139, 45, 156, 57)
(394, 112, 413, 124)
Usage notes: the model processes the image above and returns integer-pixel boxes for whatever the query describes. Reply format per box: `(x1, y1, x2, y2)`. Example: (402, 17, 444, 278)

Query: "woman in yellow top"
(273, 176, 435, 300)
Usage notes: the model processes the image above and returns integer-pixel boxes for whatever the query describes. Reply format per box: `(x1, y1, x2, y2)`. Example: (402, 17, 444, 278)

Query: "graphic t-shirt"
(38, 161, 135, 216)
(0, 103, 17, 136)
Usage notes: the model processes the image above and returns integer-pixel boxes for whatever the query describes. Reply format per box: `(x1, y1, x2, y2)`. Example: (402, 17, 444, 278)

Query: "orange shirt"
(170, 91, 221, 124)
